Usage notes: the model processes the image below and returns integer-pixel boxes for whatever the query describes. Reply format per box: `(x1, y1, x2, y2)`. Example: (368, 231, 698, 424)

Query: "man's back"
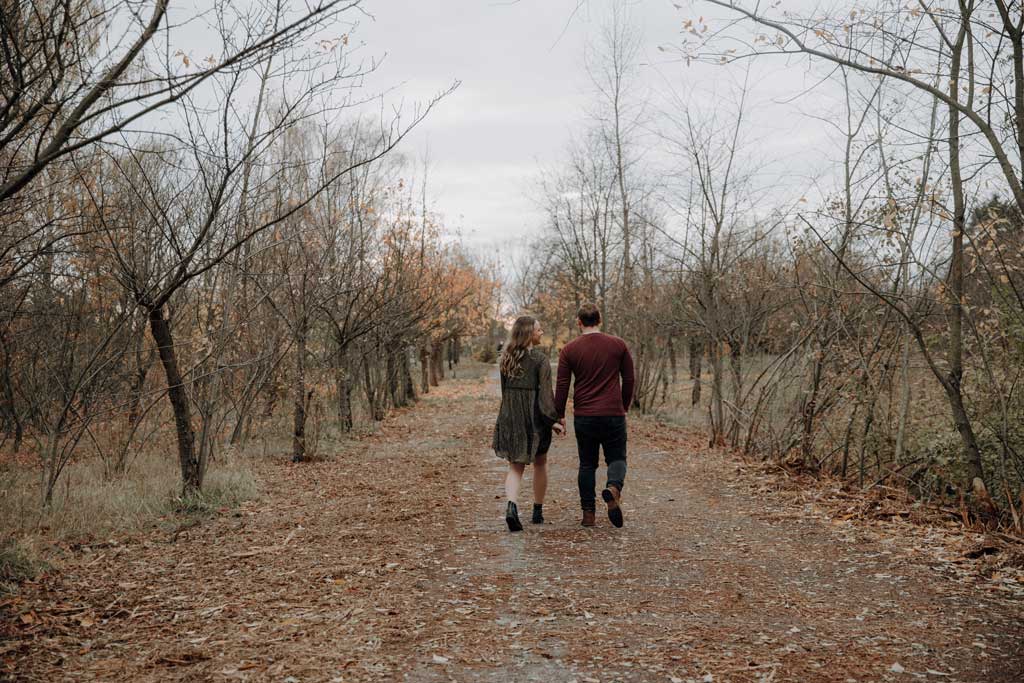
(554, 332, 634, 417)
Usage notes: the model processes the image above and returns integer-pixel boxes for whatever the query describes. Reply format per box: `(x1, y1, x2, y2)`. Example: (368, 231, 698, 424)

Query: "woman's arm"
(536, 358, 558, 427)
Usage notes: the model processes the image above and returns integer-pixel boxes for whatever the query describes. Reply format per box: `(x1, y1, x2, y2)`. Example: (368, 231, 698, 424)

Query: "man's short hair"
(577, 303, 601, 327)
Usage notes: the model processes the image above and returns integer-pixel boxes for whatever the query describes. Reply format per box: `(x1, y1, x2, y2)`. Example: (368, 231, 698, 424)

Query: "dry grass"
(652, 353, 802, 432)
(1, 451, 256, 542)
(648, 350, 1023, 503)
(444, 359, 495, 381)
(0, 359, 491, 586)
(0, 537, 45, 594)
(0, 447, 258, 587)
(651, 352, 958, 465)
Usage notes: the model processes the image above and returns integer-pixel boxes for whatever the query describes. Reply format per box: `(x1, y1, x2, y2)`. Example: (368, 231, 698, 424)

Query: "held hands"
(552, 419, 566, 437)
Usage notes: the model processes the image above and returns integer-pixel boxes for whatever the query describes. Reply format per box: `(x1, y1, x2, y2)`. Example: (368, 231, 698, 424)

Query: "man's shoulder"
(560, 334, 591, 356)
(561, 333, 628, 354)
(559, 337, 580, 356)
(600, 332, 628, 347)
(593, 332, 629, 351)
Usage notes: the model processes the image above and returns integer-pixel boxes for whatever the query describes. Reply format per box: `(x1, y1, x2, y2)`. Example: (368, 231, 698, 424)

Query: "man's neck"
(580, 327, 602, 335)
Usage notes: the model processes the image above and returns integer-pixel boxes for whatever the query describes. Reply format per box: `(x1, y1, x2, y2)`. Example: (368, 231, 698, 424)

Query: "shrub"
(0, 539, 44, 593)
(478, 344, 497, 364)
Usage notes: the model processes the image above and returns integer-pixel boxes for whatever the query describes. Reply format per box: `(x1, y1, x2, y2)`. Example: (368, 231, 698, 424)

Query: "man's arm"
(554, 347, 572, 419)
(620, 343, 635, 411)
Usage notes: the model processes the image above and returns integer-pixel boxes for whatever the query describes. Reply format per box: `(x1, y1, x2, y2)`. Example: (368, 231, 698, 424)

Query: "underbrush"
(442, 359, 494, 382)
(0, 450, 257, 586)
(0, 360, 483, 587)
(0, 538, 46, 594)
(650, 355, 1024, 531)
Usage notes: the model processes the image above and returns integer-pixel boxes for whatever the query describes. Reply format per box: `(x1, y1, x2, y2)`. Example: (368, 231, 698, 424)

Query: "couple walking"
(492, 304, 635, 531)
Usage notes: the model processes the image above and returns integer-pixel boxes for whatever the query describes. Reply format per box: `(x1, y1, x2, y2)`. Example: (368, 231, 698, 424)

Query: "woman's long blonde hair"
(500, 316, 536, 378)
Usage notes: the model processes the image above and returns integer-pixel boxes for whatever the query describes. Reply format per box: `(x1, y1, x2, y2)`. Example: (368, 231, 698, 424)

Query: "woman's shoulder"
(527, 347, 550, 363)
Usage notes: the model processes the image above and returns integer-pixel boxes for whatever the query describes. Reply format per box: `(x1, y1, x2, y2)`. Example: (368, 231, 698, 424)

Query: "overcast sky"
(354, 0, 838, 254)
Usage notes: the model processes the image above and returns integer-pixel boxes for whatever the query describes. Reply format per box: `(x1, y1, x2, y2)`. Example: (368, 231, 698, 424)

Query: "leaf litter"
(1, 372, 1021, 682)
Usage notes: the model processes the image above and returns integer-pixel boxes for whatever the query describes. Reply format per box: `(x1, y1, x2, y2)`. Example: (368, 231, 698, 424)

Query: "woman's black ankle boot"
(505, 501, 523, 532)
(531, 503, 544, 524)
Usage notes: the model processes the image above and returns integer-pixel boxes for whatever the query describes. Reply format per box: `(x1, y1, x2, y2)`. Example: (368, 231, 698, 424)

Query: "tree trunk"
(42, 430, 61, 507)
(402, 349, 417, 403)
(229, 396, 252, 446)
(894, 331, 912, 464)
(148, 305, 202, 494)
(668, 335, 678, 383)
(126, 321, 153, 438)
(430, 342, 443, 386)
(336, 346, 353, 432)
(840, 400, 860, 480)
(727, 343, 743, 447)
(419, 347, 430, 395)
(292, 324, 307, 462)
(126, 365, 147, 430)
(857, 379, 882, 488)
(688, 336, 702, 406)
(709, 340, 725, 447)
(387, 345, 401, 408)
(119, 349, 151, 475)
(0, 334, 23, 453)
(801, 353, 823, 469)
(364, 353, 386, 421)
(362, 357, 375, 419)
(230, 367, 274, 446)
(945, 26, 987, 489)
(262, 383, 279, 418)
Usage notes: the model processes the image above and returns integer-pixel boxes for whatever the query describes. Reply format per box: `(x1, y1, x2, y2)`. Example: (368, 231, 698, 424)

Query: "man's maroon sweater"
(554, 332, 635, 418)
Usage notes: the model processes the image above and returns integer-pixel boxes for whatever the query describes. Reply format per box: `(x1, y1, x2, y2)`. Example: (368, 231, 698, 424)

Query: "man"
(554, 303, 634, 528)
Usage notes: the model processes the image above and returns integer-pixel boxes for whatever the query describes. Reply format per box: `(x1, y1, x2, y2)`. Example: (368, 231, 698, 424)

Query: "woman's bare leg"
(532, 454, 548, 505)
(505, 463, 525, 502)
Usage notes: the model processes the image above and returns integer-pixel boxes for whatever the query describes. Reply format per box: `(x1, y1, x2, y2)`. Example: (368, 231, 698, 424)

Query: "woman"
(493, 315, 562, 531)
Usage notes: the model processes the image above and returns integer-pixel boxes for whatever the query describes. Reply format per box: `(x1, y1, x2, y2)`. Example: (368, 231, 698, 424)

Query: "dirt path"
(3, 369, 1022, 682)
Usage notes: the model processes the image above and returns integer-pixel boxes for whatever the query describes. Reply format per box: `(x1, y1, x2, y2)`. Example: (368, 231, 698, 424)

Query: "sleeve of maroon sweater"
(554, 347, 572, 419)
(620, 343, 635, 411)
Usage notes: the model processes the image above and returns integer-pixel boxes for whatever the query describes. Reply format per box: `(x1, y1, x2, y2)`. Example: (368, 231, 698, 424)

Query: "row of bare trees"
(516, 1, 1024, 526)
(0, 0, 497, 505)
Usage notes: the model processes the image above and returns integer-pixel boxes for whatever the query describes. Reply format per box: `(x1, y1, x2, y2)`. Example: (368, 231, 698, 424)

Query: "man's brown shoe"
(581, 510, 596, 527)
(601, 485, 624, 528)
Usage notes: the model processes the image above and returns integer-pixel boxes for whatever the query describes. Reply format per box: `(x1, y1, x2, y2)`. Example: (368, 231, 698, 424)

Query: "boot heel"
(531, 504, 544, 524)
(505, 501, 523, 532)
(602, 487, 624, 528)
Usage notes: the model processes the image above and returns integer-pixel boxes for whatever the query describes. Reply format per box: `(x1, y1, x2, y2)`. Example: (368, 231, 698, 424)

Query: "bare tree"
(693, 0, 1014, 511)
(0, 0, 370, 291)
(586, 3, 647, 304)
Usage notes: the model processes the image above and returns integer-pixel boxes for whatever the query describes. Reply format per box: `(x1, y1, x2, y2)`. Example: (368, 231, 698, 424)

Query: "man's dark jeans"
(573, 415, 627, 512)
